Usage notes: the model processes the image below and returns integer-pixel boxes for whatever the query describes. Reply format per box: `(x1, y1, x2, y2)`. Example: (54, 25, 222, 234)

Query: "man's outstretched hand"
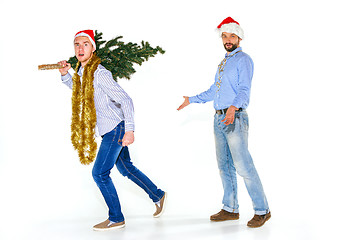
(177, 96, 190, 111)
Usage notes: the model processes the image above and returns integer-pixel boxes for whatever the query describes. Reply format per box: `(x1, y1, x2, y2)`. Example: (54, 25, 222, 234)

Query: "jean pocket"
(240, 113, 249, 132)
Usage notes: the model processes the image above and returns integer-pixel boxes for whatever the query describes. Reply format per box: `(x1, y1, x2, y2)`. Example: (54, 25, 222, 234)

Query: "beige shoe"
(210, 209, 239, 222)
(247, 211, 271, 228)
(93, 219, 125, 231)
(153, 192, 167, 218)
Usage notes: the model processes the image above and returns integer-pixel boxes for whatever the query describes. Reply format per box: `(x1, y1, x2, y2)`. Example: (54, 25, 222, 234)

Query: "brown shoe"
(210, 209, 239, 222)
(153, 192, 167, 218)
(93, 219, 125, 231)
(247, 212, 271, 228)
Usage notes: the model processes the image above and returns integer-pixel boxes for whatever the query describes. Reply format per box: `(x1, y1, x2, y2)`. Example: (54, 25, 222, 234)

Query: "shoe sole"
(93, 223, 126, 231)
(153, 192, 167, 218)
(210, 217, 239, 222)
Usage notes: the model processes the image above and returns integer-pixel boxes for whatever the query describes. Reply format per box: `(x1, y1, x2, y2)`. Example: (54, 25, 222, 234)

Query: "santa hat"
(74, 30, 96, 50)
(217, 17, 244, 39)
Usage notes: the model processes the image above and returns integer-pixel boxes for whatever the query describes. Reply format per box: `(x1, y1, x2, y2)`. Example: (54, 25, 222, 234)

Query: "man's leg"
(92, 124, 125, 223)
(211, 114, 240, 221)
(115, 146, 166, 217)
(116, 147, 165, 203)
(226, 111, 270, 221)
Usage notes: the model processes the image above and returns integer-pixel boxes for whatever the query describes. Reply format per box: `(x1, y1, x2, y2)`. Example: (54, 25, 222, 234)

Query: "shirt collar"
(225, 46, 242, 57)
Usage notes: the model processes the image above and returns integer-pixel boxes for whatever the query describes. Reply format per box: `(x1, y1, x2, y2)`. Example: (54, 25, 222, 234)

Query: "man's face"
(74, 36, 95, 66)
(222, 32, 241, 53)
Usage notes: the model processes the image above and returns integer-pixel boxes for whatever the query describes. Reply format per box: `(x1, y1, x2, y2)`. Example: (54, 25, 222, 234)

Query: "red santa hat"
(74, 30, 96, 50)
(217, 17, 244, 39)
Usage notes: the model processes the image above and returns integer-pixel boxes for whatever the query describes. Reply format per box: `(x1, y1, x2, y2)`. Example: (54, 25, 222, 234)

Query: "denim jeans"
(92, 121, 164, 222)
(214, 111, 269, 215)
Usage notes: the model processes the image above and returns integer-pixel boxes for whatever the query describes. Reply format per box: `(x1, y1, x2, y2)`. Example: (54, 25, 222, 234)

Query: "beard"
(223, 43, 239, 52)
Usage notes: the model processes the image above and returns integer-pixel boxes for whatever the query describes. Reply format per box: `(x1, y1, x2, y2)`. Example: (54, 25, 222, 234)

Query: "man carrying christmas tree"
(178, 17, 270, 228)
(58, 30, 166, 231)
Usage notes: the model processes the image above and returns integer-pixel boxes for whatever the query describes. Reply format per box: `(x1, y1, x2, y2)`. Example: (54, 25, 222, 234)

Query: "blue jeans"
(214, 111, 269, 215)
(92, 121, 164, 222)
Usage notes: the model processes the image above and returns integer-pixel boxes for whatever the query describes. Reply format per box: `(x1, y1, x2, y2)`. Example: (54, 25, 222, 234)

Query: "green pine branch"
(68, 30, 165, 81)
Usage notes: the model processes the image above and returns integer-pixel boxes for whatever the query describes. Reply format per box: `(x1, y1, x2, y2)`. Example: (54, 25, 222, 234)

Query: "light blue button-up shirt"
(189, 47, 254, 110)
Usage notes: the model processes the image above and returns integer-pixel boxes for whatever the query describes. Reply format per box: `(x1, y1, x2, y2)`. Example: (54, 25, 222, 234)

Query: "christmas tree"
(68, 30, 165, 81)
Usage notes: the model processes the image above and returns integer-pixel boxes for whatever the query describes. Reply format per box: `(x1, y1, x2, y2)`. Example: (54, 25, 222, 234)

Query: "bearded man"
(178, 17, 270, 228)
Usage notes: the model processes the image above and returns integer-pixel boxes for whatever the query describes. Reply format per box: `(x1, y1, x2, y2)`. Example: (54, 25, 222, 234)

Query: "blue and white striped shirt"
(61, 64, 134, 136)
(189, 47, 253, 110)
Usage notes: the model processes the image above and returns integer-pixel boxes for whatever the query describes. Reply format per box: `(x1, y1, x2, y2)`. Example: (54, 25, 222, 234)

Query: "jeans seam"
(118, 151, 162, 202)
(99, 130, 118, 218)
(226, 145, 237, 211)
(117, 124, 124, 146)
(97, 126, 123, 221)
(217, 115, 237, 211)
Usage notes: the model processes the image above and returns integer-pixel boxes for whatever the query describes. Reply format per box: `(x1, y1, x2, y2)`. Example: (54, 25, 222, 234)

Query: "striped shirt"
(61, 64, 134, 136)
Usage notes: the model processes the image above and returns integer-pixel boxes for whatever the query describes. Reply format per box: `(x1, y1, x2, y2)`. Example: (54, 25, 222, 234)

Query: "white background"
(1, 0, 359, 239)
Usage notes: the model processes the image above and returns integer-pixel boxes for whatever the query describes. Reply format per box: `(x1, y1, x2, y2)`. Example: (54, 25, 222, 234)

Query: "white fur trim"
(74, 32, 96, 50)
(218, 22, 244, 39)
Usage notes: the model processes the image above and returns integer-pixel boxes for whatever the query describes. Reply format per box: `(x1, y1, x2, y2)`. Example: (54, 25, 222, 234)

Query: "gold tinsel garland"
(71, 53, 100, 165)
